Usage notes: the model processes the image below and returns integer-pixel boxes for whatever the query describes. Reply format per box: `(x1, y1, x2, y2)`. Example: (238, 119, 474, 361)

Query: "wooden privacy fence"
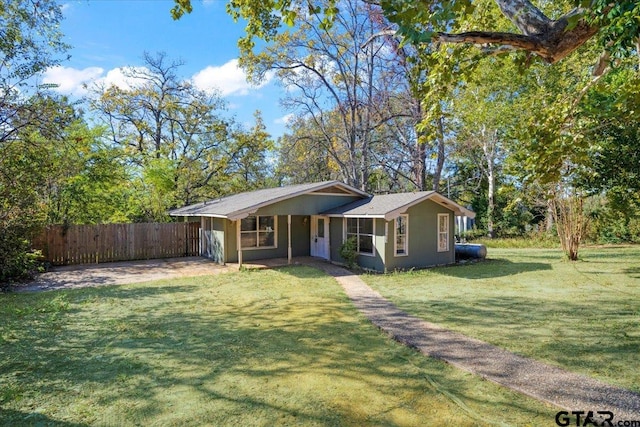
(34, 222, 200, 266)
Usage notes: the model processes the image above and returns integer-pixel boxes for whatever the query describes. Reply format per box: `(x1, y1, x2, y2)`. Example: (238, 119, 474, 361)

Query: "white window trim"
(238, 215, 278, 250)
(437, 213, 449, 252)
(343, 217, 376, 257)
(394, 214, 409, 257)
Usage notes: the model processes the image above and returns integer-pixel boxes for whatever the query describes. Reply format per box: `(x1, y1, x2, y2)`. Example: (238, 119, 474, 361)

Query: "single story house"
(169, 180, 475, 272)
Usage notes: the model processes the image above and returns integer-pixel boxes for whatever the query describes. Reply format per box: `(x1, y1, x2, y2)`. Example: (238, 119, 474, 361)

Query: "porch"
(201, 214, 333, 268)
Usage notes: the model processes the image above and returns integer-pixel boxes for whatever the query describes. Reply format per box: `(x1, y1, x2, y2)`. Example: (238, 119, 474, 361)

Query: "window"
(240, 215, 276, 249)
(317, 218, 324, 238)
(395, 215, 408, 256)
(345, 218, 374, 255)
(437, 214, 449, 252)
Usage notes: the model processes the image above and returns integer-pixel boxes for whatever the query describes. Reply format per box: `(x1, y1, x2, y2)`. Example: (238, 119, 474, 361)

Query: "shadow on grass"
(0, 410, 88, 426)
(623, 266, 640, 278)
(437, 258, 553, 279)
(390, 293, 640, 393)
(0, 272, 554, 425)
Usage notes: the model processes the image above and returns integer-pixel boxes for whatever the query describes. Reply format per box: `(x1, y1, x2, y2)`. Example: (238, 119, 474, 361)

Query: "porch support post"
(287, 215, 292, 264)
(236, 220, 243, 269)
(199, 217, 204, 257)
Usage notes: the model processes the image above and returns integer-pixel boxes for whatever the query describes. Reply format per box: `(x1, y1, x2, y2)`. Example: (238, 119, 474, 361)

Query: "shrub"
(0, 227, 44, 285)
(339, 237, 358, 269)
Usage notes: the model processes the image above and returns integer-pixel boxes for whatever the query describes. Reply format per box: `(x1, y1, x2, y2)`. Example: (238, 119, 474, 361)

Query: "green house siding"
(330, 217, 386, 272)
(254, 194, 362, 216)
(224, 215, 311, 263)
(225, 219, 236, 263)
(329, 218, 343, 264)
(385, 200, 455, 271)
(201, 217, 225, 264)
(291, 215, 311, 257)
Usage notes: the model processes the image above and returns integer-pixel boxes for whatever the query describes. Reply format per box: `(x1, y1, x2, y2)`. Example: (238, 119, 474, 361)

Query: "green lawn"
(363, 246, 640, 393)
(0, 266, 555, 426)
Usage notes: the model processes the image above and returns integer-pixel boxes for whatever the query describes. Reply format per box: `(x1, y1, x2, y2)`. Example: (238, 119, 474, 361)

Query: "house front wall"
(197, 194, 456, 270)
(222, 193, 361, 264)
(330, 217, 386, 272)
(201, 217, 225, 264)
(224, 215, 310, 263)
(384, 200, 455, 271)
(329, 218, 343, 264)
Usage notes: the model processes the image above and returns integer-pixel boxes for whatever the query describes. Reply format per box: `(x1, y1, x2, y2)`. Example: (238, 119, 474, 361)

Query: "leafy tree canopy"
(171, 0, 639, 66)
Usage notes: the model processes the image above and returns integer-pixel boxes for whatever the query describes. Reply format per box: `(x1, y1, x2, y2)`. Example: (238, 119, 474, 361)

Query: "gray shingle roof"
(169, 181, 367, 220)
(322, 191, 475, 220)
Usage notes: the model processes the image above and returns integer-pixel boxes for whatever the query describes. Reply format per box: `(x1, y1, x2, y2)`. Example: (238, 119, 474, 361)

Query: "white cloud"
(42, 66, 104, 96)
(43, 60, 273, 99)
(101, 66, 149, 91)
(191, 59, 272, 97)
(42, 65, 153, 96)
(274, 113, 295, 125)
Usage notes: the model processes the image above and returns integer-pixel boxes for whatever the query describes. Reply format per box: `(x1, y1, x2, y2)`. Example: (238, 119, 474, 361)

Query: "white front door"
(310, 216, 329, 260)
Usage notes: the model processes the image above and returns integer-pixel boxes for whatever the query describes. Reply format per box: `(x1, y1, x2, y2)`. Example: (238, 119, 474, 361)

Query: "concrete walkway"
(309, 261, 640, 420)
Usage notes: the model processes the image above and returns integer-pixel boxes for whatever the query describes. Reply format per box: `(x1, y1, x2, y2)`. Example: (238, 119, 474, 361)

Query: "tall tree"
(42, 121, 131, 226)
(275, 115, 342, 185)
(241, 0, 409, 190)
(225, 111, 276, 193)
(450, 58, 526, 237)
(91, 53, 277, 220)
(91, 52, 230, 219)
(1, 0, 68, 144)
(502, 41, 610, 258)
(572, 64, 640, 243)
(0, 0, 69, 280)
(241, 0, 445, 192)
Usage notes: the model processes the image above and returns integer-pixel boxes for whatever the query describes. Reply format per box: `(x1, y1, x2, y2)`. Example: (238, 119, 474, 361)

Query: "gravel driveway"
(12, 257, 229, 292)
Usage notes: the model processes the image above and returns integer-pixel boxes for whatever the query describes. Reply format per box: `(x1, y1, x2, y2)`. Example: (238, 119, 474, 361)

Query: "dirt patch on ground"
(11, 257, 230, 292)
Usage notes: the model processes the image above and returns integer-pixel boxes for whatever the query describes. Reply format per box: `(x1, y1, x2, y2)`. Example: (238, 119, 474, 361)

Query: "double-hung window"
(437, 213, 449, 252)
(240, 215, 276, 249)
(395, 215, 408, 256)
(345, 218, 374, 255)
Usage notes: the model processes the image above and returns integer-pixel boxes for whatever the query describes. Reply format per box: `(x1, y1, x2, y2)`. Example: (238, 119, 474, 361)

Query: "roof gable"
(309, 185, 361, 195)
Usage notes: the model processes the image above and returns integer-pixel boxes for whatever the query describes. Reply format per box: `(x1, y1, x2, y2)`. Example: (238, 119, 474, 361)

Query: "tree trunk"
(481, 126, 497, 238)
(415, 139, 427, 191)
(486, 156, 495, 238)
(432, 116, 446, 192)
(546, 203, 554, 232)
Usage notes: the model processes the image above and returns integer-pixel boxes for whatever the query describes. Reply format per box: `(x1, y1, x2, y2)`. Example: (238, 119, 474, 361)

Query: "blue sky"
(43, 0, 290, 138)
